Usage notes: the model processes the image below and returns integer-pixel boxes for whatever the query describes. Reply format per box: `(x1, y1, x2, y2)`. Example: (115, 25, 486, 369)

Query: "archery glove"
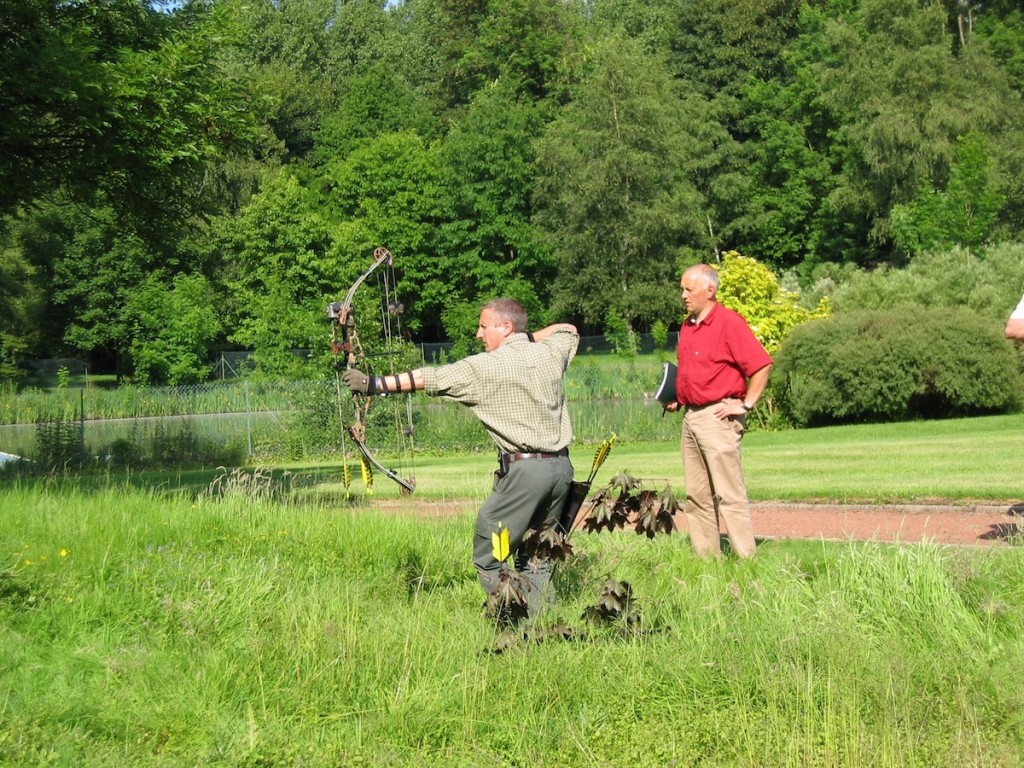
(343, 369, 378, 395)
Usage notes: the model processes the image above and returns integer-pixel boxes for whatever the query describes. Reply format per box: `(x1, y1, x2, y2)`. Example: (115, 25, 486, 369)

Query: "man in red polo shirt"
(665, 264, 772, 558)
(1006, 292, 1024, 340)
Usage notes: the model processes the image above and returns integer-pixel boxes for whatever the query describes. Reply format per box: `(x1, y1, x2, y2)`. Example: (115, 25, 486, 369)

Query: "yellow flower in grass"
(59, 548, 69, 558)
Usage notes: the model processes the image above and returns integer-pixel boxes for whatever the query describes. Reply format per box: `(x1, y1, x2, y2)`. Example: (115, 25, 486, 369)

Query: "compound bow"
(327, 247, 416, 494)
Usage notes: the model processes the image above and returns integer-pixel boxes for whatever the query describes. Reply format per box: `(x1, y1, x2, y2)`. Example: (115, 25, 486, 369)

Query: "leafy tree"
(127, 274, 221, 384)
(736, 71, 837, 269)
(650, 319, 669, 352)
(214, 0, 340, 162)
(890, 133, 1005, 256)
(317, 131, 447, 339)
(0, 0, 258, 232)
(0, 242, 32, 380)
(311, 64, 439, 166)
(732, 0, 1024, 270)
(603, 308, 638, 357)
(974, 8, 1024, 94)
(399, 0, 579, 114)
(967, 9, 1024, 234)
(434, 81, 556, 338)
(674, 91, 756, 267)
(0, 0, 154, 219)
(583, 0, 679, 55)
(831, 243, 1024, 329)
(59, 232, 157, 377)
(6, 0, 1024, 374)
(533, 35, 706, 332)
(397, 0, 490, 113)
(458, 0, 581, 103)
(326, 0, 402, 75)
(212, 171, 334, 376)
(944, 0, 1023, 54)
(2, 209, 68, 365)
(7, 203, 168, 376)
(666, 0, 804, 101)
(584, 2, 759, 265)
(808, 0, 1024, 259)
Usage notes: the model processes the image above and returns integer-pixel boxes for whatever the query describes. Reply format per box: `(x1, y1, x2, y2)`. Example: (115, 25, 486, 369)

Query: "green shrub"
(33, 418, 85, 470)
(717, 251, 831, 355)
(772, 307, 1022, 426)
(650, 320, 669, 352)
(831, 243, 1024, 328)
(106, 438, 142, 467)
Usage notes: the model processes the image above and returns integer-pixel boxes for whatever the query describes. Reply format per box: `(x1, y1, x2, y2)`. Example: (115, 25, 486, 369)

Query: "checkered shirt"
(421, 330, 579, 454)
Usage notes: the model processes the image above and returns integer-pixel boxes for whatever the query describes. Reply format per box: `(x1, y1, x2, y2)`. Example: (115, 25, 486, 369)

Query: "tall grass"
(6, 360, 1018, 471)
(2, 481, 1023, 766)
(1, 360, 663, 427)
(5, 411, 1021, 505)
(0, 380, 309, 425)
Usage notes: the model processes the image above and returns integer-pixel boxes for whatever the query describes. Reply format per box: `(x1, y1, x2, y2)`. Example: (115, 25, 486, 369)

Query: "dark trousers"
(473, 455, 573, 607)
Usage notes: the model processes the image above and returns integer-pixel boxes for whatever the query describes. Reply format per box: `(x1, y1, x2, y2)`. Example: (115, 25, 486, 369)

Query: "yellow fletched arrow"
(491, 524, 511, 563)
(359, 455, 374, 495)
(587, 433, 617, 484)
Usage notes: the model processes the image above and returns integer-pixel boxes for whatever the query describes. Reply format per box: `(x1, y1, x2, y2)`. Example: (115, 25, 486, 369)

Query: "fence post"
(79, 387, 86, 467)
(245, 381, 253, 460)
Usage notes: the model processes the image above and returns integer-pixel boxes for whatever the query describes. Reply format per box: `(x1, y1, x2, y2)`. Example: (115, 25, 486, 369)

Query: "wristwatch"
(740, 401, 753, 411)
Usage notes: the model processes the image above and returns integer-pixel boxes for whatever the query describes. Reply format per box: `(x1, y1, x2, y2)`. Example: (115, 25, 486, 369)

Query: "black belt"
(507, 451, 567, 463)
(496, 447, 568, 478)
(501, 447, 569, 464)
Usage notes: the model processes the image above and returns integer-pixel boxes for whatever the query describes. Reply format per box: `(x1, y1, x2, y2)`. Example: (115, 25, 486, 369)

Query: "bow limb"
(327, 246, 393, 367)
(350, 423, 416, 494)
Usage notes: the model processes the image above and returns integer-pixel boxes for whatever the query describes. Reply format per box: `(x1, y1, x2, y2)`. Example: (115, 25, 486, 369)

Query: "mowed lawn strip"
(337, 413, 1024, 506)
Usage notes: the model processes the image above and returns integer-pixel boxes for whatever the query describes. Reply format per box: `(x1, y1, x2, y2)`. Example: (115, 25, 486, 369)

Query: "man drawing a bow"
(343, 298, 579, 617)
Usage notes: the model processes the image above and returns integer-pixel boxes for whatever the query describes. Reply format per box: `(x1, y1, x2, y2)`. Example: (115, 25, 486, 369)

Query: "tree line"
(1, 0, 1023, 386)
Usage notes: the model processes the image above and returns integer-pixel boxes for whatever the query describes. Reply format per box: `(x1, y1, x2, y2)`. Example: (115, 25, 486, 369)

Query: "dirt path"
(378, 500, 1024, 547)
(746, 502, 1022, 546)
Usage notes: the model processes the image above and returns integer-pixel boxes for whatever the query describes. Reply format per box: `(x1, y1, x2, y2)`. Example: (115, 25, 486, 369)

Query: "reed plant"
(8, 359, 1015, 471)
(1, 360, 663, 427)
(2, 481, 1023, 766)
(0, 380, 309, 425)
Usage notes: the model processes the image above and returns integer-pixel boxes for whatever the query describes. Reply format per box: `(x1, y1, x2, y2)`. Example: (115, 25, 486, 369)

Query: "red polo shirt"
(675, 303, 772, 407)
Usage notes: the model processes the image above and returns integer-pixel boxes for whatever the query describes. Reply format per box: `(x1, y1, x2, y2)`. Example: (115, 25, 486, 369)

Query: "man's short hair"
(482, 298, 528, 332)
(689, 263, 720, 292)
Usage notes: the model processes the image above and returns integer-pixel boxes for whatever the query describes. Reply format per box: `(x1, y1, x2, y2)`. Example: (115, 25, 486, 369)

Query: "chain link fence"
(1, 338, 683, 472)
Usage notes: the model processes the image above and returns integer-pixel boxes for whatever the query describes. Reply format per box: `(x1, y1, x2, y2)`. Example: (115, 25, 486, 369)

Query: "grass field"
(2, 414, 1024, 766)
(272, 412, 1024, 507)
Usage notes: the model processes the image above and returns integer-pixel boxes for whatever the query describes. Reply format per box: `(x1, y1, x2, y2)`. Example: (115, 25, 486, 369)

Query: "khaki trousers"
(681, 406, 756, 558)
